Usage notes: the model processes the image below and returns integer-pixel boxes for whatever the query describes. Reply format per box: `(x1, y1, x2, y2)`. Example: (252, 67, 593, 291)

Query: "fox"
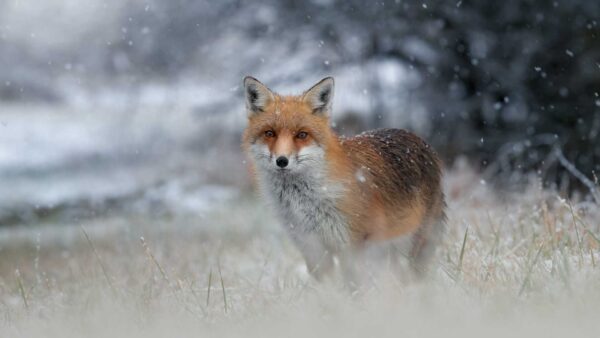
(242, 76, 446, 281)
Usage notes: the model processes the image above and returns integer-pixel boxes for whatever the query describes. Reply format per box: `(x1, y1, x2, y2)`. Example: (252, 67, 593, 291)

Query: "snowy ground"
(1, 163, 598, 338)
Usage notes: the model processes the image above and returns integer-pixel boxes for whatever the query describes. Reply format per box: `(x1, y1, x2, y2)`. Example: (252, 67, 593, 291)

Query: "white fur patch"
(249, 143, 350, 252)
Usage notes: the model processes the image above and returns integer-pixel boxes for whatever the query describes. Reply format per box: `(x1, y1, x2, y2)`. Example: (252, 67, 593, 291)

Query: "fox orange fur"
(242, 76, 445, 280)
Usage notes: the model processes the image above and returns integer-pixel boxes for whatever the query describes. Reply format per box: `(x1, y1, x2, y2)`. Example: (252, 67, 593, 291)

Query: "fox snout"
(270, 133, 295, 169)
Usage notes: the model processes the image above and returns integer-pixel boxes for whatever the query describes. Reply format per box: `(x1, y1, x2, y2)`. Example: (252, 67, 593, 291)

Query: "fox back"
(242, 76, 445, 278)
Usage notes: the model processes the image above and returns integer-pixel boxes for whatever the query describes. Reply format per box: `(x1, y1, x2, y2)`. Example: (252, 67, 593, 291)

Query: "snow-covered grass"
(0, 167, 599, 338)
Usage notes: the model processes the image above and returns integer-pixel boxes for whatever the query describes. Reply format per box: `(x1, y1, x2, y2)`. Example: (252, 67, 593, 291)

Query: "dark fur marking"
(246, 86, 264, 112)
(344, 128, 443, 210)
(248, 87, 258, 102)
(319, 90, 330, 105)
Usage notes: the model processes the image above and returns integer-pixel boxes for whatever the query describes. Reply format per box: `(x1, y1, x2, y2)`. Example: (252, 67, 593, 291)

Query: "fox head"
(242, 76, 335, 176)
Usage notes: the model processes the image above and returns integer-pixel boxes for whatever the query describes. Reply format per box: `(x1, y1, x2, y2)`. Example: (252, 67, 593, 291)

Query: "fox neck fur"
(251, 141, 352, 250)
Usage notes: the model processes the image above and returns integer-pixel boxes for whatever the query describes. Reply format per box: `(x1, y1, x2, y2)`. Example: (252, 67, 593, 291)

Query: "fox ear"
(243, 76, 275, 117)
(302, 77, 334, 116)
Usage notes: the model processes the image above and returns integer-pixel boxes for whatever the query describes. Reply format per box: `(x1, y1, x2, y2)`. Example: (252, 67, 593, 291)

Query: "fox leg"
(291, 233, 335, 281)
(408, 214, 445, 277)
(338, 247, 369, 289)
(306, 250, 335, 281)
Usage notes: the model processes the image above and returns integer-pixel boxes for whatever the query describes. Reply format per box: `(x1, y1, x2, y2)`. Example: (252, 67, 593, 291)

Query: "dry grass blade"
(518, 243, 545, 296)
(15, 269, 29, 311)
(567, 203, 585, 268)
(140, 236, 171, 287)
(457, 227, 469, 277)
(206, 268, 213, 308)
(80, 226, 116, 296)
(139, 237, 199, 315)
(217, 259, 228, 314)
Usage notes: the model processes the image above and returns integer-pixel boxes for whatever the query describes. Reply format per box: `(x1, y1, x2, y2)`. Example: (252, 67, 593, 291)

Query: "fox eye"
(296, 131, 308, 139)
(264, 130, 275, 138)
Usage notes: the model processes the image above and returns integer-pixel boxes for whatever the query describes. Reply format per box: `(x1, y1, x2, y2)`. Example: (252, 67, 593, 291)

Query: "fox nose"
(276, 156, 289, 168)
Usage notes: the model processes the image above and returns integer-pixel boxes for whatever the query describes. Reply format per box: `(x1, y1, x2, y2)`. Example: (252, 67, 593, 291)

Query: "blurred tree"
(381, 0, 600, 193)
(2, 0, 598, 194)
(289, 0, 600, 193)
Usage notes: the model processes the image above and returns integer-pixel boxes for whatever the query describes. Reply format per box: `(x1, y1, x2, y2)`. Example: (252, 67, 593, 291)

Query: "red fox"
(242, 76, 446, 280)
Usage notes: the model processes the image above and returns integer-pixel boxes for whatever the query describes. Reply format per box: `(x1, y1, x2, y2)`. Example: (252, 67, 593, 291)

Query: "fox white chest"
(259, 171, 350, 250)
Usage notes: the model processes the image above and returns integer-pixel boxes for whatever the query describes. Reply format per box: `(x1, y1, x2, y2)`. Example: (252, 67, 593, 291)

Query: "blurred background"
(1, 0, 599, 227)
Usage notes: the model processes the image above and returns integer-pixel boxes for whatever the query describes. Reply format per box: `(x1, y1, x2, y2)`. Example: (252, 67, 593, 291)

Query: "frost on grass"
(0, 168, 599, 338)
